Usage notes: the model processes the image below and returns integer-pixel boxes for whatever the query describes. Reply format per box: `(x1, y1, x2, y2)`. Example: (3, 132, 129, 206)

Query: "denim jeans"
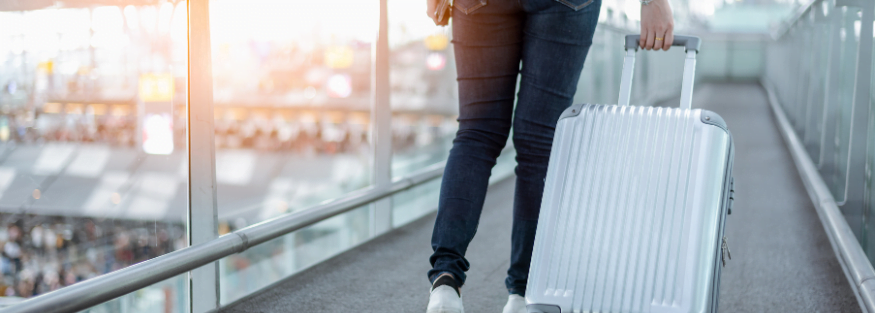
(428, 0, 601, 296)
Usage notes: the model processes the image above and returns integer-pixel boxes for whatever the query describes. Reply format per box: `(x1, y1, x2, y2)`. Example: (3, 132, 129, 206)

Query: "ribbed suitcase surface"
(526, 104, 733, 313)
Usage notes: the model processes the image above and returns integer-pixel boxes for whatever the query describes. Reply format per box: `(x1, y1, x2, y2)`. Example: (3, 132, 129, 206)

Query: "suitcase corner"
(558, 103, 587, 121)
(700, 109, 729, 133)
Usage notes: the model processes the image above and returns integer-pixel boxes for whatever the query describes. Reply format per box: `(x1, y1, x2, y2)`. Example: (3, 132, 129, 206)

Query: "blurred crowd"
(0, 107, 456, 157)
(0, 217, 185, 298)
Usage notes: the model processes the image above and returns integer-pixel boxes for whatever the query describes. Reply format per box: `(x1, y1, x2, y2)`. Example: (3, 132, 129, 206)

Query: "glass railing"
(0, 1, 779, 312)
(0, 2, 190, 311)
(764, 0, 875, 262)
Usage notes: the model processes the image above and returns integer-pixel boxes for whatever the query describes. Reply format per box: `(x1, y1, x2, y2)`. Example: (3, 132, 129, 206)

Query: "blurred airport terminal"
(0, 1, 472, 310)
(2, 0, 874, 312)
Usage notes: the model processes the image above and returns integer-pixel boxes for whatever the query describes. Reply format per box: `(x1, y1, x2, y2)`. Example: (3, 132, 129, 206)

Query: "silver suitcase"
(526, 35, 735, 313)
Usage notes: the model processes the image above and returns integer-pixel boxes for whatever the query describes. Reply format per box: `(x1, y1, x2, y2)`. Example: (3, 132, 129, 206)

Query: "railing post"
(823, 6, 859, 191)
(371, 0, 393, 236)
(188, 0, 220, 311)
(841, 0, 873, 240)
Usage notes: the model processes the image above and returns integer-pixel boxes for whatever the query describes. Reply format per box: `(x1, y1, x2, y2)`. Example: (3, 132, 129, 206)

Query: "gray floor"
(220, 83, 860, 313)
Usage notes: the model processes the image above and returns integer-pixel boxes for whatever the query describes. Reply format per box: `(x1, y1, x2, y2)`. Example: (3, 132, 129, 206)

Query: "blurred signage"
(425, 34, 449, 51)
(139, 73, 175, 102)
(143, 108, 174, 155)
(324, 46, 354, 69)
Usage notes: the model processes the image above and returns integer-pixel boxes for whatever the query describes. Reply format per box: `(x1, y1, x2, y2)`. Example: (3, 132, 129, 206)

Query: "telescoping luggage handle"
(617, 35, 701, 110)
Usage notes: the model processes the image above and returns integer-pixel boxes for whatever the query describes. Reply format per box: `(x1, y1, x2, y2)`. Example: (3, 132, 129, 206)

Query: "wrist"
(641, 0, 667, 5)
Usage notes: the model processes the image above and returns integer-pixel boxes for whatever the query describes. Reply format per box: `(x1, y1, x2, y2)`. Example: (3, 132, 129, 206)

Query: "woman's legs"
(505, 0, 601, 296)
(428, 0, 525, 286)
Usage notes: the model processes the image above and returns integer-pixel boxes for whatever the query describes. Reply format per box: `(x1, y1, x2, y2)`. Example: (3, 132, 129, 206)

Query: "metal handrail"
(763, 81, 875, 313)
(0, 162, 447, 313)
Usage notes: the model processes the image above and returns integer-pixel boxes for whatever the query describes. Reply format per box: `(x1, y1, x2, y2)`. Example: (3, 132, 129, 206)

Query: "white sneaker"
(502, 294, 527, 313)
(426, 275, 463, 313)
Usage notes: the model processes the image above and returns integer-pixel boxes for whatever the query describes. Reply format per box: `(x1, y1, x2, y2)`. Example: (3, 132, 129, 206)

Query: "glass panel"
(0, 2, 188, 311)
(208, 0, 376, 231)
(830, 8, 862, 200)
(865, 27, 875, 263)
(391, 148, 515, 228)
(784, 33, 798, 107)
(209, 0, 377, 305)
(772, 38, 793, 107)
(796, 26, 813, 132)
(802, 21, 831, 162)
(82, 274, 187, 313)
(219, 205, 371, 305)
(388, 0, 458, 178)
(392, 179, 440, 228)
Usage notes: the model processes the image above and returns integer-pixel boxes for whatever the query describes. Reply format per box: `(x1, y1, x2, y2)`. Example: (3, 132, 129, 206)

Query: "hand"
(427, 0, 439, 24)
(640, 0, 674, 51)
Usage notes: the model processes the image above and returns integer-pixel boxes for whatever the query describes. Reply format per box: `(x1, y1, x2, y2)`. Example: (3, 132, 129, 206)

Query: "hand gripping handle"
(618, 35, 700, 109)
(624, 35, 701, 53)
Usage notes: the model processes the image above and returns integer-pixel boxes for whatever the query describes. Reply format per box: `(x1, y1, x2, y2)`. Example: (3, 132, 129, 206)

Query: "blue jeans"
(428, 0, 601, 296)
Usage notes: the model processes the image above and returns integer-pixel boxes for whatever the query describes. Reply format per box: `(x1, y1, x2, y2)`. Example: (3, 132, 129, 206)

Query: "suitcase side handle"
(618, 35, 700, 110)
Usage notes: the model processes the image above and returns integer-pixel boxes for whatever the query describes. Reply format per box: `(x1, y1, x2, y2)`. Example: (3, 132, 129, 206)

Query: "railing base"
(762, 79, 875, 313)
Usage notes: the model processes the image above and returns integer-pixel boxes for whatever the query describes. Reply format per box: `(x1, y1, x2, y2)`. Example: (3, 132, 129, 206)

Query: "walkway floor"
(220, 83, 860, 313)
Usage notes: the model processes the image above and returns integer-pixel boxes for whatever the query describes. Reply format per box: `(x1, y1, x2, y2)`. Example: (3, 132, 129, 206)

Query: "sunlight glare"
(210, 0, 378, 44)
(158, 2, 175, 34)
(124, 5, 139, 31)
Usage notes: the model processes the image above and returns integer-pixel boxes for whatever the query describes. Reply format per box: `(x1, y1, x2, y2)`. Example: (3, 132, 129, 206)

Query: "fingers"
(654, 28, 667, 51)
(639, 29, 646, 49)
(639, 28, 648, 50)
(663, 29, 674, 51)
(644, 25, 674, 51)
(427, 0, 437, 20)
(643, 29, 656, 51)
(639, 18, 649, 49)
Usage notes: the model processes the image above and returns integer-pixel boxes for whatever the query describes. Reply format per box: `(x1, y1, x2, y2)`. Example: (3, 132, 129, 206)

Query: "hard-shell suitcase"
(525, 35, 735, 313)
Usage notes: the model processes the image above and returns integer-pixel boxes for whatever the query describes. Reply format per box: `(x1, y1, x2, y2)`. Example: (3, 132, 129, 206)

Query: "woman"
(424, 0, 675, 312)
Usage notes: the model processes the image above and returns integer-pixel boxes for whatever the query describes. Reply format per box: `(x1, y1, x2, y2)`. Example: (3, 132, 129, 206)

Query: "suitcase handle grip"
(618, 35, 700, 110)
(624, 35, 701, 53)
